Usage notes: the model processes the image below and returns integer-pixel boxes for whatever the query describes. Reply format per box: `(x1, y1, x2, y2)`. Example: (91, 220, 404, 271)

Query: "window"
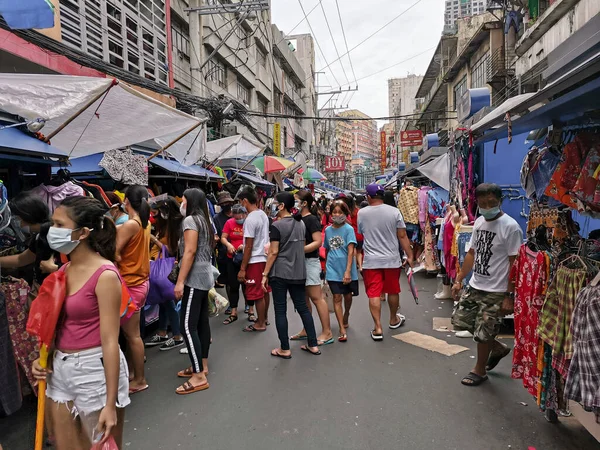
(257, 46, 267, 68)
(172, 23, 190, 61)
(471, 53, 490, 89)
(206, 59, 227, 88)
(453, 75, 467, 108)
(237, 81, 250, 104)
(258, 97, 268, 114)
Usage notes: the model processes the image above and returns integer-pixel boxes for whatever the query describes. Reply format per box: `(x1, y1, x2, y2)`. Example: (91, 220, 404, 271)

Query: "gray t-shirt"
(269, 217, 306, 282)
(358, 204, 406, 269)
(179, 215, 214, 291)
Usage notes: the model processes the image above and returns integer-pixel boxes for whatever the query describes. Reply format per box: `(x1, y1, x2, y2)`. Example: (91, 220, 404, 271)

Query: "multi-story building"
(388, 74, 424, 131)
(335, 110, 378, 163)
(444, 0, 488, 31)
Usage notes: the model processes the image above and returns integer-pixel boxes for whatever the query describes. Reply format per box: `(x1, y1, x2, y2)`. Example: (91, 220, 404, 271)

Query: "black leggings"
(180, 286, 211, 373)
(225, 258, 245, 309)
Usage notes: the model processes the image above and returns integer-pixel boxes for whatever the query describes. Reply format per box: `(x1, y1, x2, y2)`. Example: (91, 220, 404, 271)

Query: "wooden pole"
(146, 120, 205, 161)
(44, 79, 118, 142)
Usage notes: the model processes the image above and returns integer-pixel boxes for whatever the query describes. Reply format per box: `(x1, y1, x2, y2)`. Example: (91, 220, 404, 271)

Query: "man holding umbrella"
(358, 183, 414, 341)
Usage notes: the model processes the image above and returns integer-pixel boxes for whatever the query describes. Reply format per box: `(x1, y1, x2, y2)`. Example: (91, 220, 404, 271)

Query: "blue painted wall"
(480, 132, 600, 238)
(481, 132, 530, 235)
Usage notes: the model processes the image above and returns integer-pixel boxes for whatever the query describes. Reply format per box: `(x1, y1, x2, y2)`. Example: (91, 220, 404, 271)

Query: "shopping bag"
(147, 246, 176, 305)
(322, 280, 334, 313)
(91, 436, 119, 450)
(208, 288, 229, 317)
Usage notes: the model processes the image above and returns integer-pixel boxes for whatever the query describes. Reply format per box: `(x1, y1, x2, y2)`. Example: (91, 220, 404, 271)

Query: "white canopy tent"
(204, 134, 265, 163)
(0, 74, 204, 161)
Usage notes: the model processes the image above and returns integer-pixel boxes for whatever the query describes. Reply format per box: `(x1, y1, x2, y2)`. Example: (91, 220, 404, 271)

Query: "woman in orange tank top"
(116, 185, 151, 395)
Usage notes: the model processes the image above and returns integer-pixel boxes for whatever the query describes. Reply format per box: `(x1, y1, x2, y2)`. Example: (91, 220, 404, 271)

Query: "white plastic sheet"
(418, 153, 450, 191)
(154, 125, 206, 167)
(204, 135, 264, 162)
(0, 74, 202, 158)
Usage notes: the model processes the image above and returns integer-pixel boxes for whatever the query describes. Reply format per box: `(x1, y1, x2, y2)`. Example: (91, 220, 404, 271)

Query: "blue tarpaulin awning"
(0, 0, 55, 30)
(0, 126, 67, 159)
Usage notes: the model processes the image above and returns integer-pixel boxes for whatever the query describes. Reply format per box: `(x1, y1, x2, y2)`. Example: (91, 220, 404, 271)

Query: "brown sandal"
(177, 367, 194, 378)
(176, 380, 209, 395)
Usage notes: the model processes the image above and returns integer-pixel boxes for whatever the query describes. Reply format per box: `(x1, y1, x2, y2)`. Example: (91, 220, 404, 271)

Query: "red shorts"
(245, 262, 271, 301)
(362, 268, 401, 298)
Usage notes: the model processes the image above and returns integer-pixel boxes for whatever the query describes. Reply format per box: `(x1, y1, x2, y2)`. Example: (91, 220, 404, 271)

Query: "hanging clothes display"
(99, 148, 149, 186)
(397, 186, 420, 225)
(29, 181, 85, 213)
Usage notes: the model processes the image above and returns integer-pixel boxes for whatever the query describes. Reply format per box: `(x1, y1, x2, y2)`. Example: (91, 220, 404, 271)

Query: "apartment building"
(388, 74, 424, 131)
(444, 0, 487, 30)
(335, 110, 378, 162)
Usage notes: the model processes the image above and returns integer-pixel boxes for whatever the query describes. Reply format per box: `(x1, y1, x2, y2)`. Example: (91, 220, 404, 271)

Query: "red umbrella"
(26, 271, 67, 450)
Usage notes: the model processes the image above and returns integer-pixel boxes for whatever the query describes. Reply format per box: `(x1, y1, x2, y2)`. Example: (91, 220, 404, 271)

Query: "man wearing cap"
(214, 191, 235, 288)
(358, 183, 414, 341)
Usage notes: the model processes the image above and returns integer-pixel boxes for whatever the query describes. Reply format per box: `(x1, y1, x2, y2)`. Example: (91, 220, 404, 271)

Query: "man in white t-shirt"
(358, 183, 414, 341)
(237, 186, 271, 332)
(452, 183, 523, 387)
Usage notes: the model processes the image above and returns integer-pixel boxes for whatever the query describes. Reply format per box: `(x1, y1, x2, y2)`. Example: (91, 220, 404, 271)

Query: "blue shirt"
(324, 224, 358, 282)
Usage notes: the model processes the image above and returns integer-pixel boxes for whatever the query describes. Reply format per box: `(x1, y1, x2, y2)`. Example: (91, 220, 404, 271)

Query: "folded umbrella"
(405, 267, 419, 304)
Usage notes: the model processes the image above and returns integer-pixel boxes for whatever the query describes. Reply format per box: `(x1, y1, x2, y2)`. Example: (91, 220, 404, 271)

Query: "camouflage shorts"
(451, 287, 505, 343)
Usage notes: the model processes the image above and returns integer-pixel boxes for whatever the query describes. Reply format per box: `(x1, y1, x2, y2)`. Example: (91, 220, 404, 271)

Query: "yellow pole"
(34, 343, 48, 450)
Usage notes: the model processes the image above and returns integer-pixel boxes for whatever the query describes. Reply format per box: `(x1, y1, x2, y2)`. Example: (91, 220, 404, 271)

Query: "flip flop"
(248, 314, 257, 322)
(338, 334, 347, 342)
(129, 384, 149, 395)
(176, 380, 209, 395)
(290, 333, 308, 341)
(370, 330, 383, 341)
(271, 349, 292, 360)
(486, 346, 511, 371)
(389, 313, 406, 329)
(177, 367, 194, 378)
(242, 324, 266, 332)
(300, 345, 321, 356)
(317, 337, 335, 346)
(461, 372, 488, 387)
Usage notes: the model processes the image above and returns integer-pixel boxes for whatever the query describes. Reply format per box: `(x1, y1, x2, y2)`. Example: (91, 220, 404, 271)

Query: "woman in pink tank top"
(32, 196, 130, 449)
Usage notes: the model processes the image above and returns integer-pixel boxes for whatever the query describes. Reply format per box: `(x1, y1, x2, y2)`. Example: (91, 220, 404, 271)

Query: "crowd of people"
(3, 177, 527, 448)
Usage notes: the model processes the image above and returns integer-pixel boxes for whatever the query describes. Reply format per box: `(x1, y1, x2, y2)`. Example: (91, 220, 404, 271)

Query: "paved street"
(2, 275, 599, 450)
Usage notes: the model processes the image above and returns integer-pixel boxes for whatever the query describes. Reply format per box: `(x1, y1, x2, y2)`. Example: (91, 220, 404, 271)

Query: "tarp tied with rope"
(204, 135, 265, 162)
(0, 74, 204, 160)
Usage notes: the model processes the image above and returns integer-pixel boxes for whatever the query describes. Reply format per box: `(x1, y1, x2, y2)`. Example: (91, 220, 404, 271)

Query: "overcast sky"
(271, 0, 445, 123)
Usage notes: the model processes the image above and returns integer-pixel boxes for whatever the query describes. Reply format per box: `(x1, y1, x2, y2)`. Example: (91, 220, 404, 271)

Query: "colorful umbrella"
(298, 168, 326, 181)
(251, 156, 295, 173)
(404, 267, 419, 304)
(376, 178, 388, 185)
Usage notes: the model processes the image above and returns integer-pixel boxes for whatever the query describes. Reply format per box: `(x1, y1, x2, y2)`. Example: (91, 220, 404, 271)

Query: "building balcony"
(271, 24, 306, 88)
(486, 47, 515, 88)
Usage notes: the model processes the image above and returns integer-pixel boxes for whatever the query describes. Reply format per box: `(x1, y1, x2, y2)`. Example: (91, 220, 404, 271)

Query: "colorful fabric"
(564, 284, 600, 418)
(572, 146, 600, 214)
(417, 187, 431, 230)
(443, 216, 457, 279)
(397, 186, 419, 225)
(510, 245, 547, 396)
(423, 221, 440, 272)
(544, 136, 588, 209)
(538, 266, 587, 360)
(427, 187, 448, 224)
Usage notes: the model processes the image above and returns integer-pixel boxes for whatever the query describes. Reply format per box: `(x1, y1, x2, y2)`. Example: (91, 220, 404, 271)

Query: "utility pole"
(188, 0, 204, 97)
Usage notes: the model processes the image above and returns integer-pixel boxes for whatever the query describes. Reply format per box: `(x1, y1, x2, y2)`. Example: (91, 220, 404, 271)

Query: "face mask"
(294, 201, 301, 210)
(270, 204, 279, 218)
(115, 215, 128, 225)
(236, 218, 245, 225)
(160, 211, 168, 220)
(180, 204, 187, 216)
(479, 206, 501, 220)
(120, 203, 127, 213)
(47, 226, 82, 255)
(221, 205, 232, 214)
(332, 215, 346, 225)
(13, 217, 30, 235)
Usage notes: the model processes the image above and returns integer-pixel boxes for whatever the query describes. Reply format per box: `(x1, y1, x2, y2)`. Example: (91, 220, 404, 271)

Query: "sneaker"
(180, 347, 189, 354)
(159, 338, 184, 351)
(145, 335, 169, 347)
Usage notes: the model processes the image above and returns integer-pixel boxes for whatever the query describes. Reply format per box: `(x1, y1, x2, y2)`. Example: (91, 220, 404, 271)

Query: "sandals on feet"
(176, 380, 209, 395)
(486, 346, 511, 371)
(271, 349, 292, 360)
(317, 337, 335, 346)
(290, 333, 308, 341)
(461, 372, 488, 387)
(247, 314, 257, 322)
(338, 334, 347, 342)
(370, 330, 383, 341)
(223, 315, 238, 325)
(242, 324, 266, 332)
(300, 345, 321, 356)
(177, 367, 194, 378)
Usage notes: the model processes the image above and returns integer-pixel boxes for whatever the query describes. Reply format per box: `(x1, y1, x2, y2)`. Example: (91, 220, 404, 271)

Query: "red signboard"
(380, 131, 387, 173)
(325, 156, 345, 172)
(400, 130, 423, 147)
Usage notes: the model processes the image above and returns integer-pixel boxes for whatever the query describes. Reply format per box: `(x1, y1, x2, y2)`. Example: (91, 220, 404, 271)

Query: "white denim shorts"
(46, 347, 131, 416)
(305, 257, 322, 287)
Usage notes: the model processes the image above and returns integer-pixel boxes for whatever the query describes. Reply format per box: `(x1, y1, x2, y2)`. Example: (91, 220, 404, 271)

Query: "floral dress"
(510, 245, 548, 397)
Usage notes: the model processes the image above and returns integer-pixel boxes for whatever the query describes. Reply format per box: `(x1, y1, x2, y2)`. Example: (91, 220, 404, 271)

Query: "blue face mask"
(479, 206, 501, 220)
(115, 215, 129, 225)
(236, 218, 245, 225)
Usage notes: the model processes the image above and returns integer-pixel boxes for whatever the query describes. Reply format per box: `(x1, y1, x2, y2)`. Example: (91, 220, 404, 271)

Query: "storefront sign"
(273, 122, 281, 156)
(380, 131, 387, 173)
(457, 87, 491, 122)
(400, 130, 423, 147)
(325, 156, 345, 172)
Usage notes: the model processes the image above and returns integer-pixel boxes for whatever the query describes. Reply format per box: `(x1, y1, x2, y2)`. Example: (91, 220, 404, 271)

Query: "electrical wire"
(318, 0, 350, 85)
(334, 0, 357, 87)
(247, 110, 458, 121)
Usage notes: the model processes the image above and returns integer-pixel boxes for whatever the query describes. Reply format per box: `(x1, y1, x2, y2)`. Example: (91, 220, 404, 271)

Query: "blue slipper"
(317, 337, 335, 346)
